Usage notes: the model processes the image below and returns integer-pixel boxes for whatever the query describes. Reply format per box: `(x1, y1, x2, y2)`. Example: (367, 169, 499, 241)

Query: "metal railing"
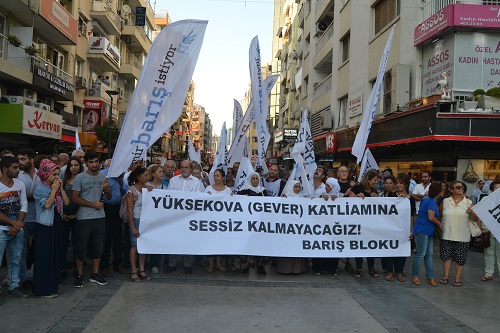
(123, 12, 152, 42)
(313, 74, 332, 100)
(122, 52, 143, 71)
(316, 21, 334, 55)
(91, 0, 122, 25)
(33, 57, 72, 82)
(421, 0, 494, 20)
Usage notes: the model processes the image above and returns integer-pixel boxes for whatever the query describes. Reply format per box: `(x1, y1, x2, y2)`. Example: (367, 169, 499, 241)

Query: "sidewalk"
(1, 245, 499, 333)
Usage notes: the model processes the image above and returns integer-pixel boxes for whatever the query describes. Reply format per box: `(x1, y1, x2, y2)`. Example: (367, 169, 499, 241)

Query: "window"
(0, 14, 5, 58)
(252, 136, 258, 142)
(341, 33, 350, 63)
(374, 0, 400, 34)
(338, 96, 348, 126)
(252, 149, 258, 156)
(74, 58, 83, 77)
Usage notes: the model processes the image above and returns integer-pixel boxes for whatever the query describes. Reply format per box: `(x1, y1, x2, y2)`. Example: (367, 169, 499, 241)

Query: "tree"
(94, 119, 120, 154)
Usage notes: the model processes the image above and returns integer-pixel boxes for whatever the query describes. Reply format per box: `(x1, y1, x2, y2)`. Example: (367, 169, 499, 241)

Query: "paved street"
(1, 245, 500, 333)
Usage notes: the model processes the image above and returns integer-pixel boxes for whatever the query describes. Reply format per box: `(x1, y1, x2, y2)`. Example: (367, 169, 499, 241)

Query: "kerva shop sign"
(22, 105, 62, 139)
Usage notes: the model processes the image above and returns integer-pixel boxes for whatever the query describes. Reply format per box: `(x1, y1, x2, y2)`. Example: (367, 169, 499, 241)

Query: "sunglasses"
(453, 186, 464, 190)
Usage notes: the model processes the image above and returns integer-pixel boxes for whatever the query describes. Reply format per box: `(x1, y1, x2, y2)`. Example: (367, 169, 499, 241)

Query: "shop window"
(484, 160, 500, 181)
(374, 0, 400, 35)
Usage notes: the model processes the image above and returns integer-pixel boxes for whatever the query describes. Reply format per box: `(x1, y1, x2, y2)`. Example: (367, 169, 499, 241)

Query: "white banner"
(209, 122, 228, 184)
(108, 20, 207, 177)
(187, 137, 201, 163)
(286, 154, 313, 198)
(234, 156, 255, 193)
(249, 36, 269, 173)
(75, 130, 82, 150)
(472, 188, 500, 241)
(232, 99, 243, 144)
(358, 148, 379, 182)
(227, 75, 279, 165)
(292, 109, 316, 181)
(352, 25, 394, 163)
(138, 191, 411, 257)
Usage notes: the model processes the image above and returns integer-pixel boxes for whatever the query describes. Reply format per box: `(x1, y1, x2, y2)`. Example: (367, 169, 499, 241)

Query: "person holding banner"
(204, 169, 232, 273)
(277, 180, 309, 274)
(380, 175, 397, 280)
(231, 172, 269, 274)
(479, 181, 500, 282)
(439, 180, 480, 287)
(263, 164, 286, 197)
(411, 183, 441, 287)
(147, 164, 167, 274)
(126, 167, 152, 282)
(347, 170, 380, 278)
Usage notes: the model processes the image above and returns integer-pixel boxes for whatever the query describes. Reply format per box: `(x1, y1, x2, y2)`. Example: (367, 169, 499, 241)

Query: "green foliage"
(94, 118, 120, 152)
(473, 89, 485, 96)
(486, 87, 500, 98)
(7, 35, 22, 47)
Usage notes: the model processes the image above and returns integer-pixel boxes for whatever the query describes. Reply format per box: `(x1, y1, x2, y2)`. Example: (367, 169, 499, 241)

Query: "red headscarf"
(36, 159, 62, 213)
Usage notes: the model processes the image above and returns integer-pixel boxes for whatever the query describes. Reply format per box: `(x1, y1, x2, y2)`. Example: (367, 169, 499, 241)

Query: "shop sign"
(61, 111, 78, 134)
(348, 94, 362, 118)
(135, 7, 146, 26)
(274, 129, 283, 143)
(283, 128, 298, 143)
(39, 0, 77, 44)
(325, 132, 338, 153)
(313, 136, 326, 154)
(83, 100, 103, 133)
(33, 66, 75, 100)
(22, 105, 62, 139)
(88, 37, 121, 67)
(415, 4, 500, 46)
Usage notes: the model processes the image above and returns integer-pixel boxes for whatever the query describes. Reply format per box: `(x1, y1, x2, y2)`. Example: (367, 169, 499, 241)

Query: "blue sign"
(135, 7, 146, 26)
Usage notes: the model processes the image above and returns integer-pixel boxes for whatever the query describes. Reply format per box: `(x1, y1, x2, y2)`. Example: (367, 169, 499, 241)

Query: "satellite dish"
(121, 5, 131, 17)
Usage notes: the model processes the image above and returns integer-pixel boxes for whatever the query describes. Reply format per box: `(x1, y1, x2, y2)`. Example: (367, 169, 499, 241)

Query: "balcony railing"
(122, 52, 143, 71)
(33, 57, 72, 82)
(420, 0, 494, 20)
(313, 74, 332, 101)
(91, 0, 122, 27)
(316, 21, 334, 55)
(123, 12, 151, 42)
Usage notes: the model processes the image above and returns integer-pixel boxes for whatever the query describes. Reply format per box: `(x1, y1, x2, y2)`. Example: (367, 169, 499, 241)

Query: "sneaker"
(8, 287, 29, 298)
(151, 266, 159, 274)
(74, 275, 84, 288)
(90, 273, 108, 286)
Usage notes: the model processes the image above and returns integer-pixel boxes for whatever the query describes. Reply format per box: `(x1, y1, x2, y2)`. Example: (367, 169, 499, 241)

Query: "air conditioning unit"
(119, 88, 125, 99)
(291, 51, 298, 60)
(75, 76, 87, 89)
(36, 103, 50, 111)
(383, 64, 410, 114)
(4, 96, 25, 105)
(320, 110, 333, 130)
(316, 21, 328, 35)
(88, 88, 98, 96)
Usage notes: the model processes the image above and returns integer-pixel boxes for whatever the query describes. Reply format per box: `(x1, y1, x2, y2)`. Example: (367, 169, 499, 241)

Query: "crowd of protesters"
(1, 147, 499, 302)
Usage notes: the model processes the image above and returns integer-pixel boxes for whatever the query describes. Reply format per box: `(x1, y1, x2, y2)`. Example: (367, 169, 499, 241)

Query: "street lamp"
(105, 90, 119, 158)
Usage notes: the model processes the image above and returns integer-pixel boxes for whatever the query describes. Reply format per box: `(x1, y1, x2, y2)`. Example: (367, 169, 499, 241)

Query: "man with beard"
(16, 148, 39, 290)
(310, 166, 326, 198)
(263, 163, 286, 197)
(71, 151, 112, 288)
(0, 156, 28, 298)
(411, 171, 432, 214)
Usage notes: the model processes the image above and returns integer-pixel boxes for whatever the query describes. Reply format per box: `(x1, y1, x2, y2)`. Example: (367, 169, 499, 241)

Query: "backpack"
(119, 186, 138, 223)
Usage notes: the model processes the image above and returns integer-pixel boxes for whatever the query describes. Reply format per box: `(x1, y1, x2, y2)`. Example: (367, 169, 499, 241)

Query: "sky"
(155, 0, 275, 135)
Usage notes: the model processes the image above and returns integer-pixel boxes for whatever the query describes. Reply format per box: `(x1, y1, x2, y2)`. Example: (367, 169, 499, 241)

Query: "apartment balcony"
(118, 91, 133, 113)
(312, 74, 332, 113)
(126, 0, 156, 25)
(313, 22, 334, 71)
(90, 0, 122, 36)
(119, 53, 142, 79)
(122, 13, 152, 52)
(0, 36, 33, 84)
(87, 36, 121, 73)
(298, 5, 304, 28)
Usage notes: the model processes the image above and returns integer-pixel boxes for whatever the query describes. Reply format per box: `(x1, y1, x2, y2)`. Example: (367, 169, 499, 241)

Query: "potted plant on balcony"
(477, 87, 500, 110)
(6, 34, 22, 47)
(24, 44, 40, 56)
(474, 89, 485, 101)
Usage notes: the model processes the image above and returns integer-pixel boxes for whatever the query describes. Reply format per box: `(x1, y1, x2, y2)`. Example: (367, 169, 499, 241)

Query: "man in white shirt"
(310, 166, 327, 198)
(411, 171, 432, 213)
(0, 156, 29, 298)
(165, 159, 204, 274)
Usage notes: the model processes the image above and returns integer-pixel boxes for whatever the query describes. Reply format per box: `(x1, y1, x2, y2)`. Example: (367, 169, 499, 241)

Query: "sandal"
(369, 269, 380, 278)
(481, 275, 493, 281)
(130, 272, 141, 282)
(386, 272, 394, 282)
(216, 265, 226, 272)
(439, 278, 449, 285)
(354, 269, 362, 278)
(396, 273, 407, 282)
(138, 271, 151, 281)
(453, 281, 462, 287)
(206, 265, 214, 273)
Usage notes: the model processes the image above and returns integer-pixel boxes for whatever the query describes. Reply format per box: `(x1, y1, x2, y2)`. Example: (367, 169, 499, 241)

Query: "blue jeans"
(0, 229, 25, 290)
(412, 232, 434, 279)
(13, 221, 36, 283)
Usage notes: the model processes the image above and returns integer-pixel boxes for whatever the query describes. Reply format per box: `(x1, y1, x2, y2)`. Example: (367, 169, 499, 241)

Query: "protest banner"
(138, 190, 411, 257)
(472, 188, 500, 241)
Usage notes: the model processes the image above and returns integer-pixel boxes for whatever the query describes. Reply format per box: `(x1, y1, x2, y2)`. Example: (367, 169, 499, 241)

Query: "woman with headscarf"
(33, 159, 69, 298)
(470, 179, 485, 204)
(276, 180, 309, 274)
(229, 172, 269, 274)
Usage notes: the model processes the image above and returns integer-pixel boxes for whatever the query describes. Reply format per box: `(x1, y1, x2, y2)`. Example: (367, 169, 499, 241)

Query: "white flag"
(108, 20, 207, 177)
(233, 156, 255, 193)
(75, 130, 82, 151)
(286, 154, 313, 198)
(351, 25, 395, 163)
(249, 36, 269, 174)
(227, 75, 279, 165)
(232, 100, 243, 144)
(187, 137, 200, 163)
(209, 122, 228, 184)
(292, 109, 317, 180)
(358, 148, 379, 182)
(472, 189, 500, 241)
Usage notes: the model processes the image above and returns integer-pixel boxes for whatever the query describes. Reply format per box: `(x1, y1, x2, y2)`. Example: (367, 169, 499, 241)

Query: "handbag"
(462, 161, 479, 183)
(469, 220, 481, 237)
(473, 232, 490, 249)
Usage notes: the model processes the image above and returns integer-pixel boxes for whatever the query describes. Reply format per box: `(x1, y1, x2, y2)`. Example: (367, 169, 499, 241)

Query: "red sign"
(325, 132, 338, 153)
(84, 100, 103, 110)
(39, 0, 78, 45)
